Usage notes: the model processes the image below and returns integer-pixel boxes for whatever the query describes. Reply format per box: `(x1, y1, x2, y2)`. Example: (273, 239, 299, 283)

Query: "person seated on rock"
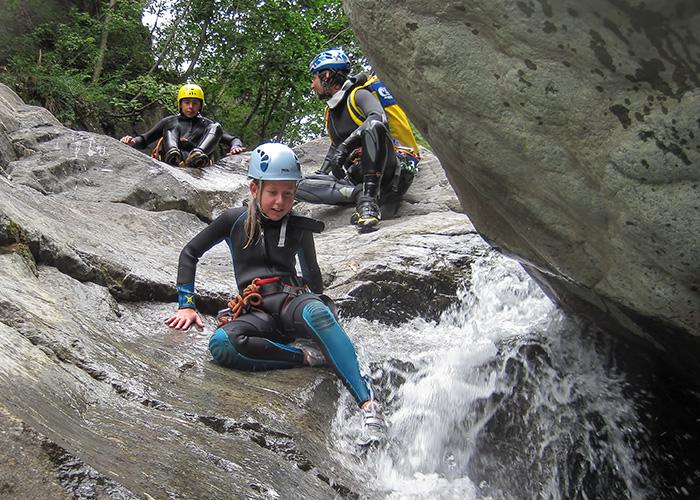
(296, 48, 421, 233)
(119, 83, 246, 168)
(164, 142, 385, 446)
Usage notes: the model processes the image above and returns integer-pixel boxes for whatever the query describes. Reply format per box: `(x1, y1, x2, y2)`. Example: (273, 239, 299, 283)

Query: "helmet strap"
(324, 69, 348, 88)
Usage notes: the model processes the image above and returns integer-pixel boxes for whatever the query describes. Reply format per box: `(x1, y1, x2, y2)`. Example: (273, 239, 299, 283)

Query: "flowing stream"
(327, 251, 680, 499)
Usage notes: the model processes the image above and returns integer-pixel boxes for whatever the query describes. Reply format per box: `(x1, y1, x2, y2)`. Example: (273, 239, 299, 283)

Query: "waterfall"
(331, 251, 651, 499)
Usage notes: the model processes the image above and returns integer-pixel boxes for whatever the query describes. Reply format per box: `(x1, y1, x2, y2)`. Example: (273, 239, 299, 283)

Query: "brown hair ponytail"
(244, 180, 263, 249)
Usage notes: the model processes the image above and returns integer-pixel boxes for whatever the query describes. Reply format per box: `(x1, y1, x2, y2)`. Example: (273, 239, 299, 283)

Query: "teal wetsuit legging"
(209, 291, 371, 404)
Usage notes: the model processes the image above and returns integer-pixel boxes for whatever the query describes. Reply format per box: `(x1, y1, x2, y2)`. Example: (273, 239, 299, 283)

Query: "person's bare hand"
(120, 135, 135, 146)
(164, 308, 204, 331)
(226, 146, 246, 156)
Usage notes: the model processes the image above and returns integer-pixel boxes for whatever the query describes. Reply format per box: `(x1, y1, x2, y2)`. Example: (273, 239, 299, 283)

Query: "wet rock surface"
(344, 0, 700, 384)
(0, 84, 482, 497)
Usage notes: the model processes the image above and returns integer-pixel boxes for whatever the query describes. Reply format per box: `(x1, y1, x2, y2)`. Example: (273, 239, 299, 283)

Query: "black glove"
(315, 162, 333, 175)
(329, 144, 350, 179)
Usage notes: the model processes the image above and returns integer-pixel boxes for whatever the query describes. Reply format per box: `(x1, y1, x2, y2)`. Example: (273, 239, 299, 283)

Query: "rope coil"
(215, 279, 265, 327)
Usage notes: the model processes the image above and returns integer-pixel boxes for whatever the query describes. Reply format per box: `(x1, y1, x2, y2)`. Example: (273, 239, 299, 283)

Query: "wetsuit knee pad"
(282, 293, 338, 327)
(360, 120, 394, 177)
(197, 122, 223, 156)
(162, 127, 180, 153)
(295, 176, 358, 205)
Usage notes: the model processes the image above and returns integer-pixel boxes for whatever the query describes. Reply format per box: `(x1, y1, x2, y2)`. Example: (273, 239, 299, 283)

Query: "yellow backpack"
(339, 74, 420, 158)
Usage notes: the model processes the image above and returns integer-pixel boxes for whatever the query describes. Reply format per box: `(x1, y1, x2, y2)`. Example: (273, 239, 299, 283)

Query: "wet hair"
(244, 180, 264, 248)
(243, 179, 299, 248)
(321, 69, 350, 89)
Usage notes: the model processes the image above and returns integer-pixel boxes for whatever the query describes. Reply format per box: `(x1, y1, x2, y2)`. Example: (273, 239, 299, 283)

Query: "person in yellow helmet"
(120, 83, 246, 168)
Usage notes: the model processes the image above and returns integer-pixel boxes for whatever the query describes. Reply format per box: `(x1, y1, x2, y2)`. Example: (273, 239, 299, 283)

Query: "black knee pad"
(162, 127, 179, 153)
(360, 121, 394, 177)
(295, 176, 357, 205)
(209, 311, 296, 371)
(198, 122, 223, 156)
(224, 311, 276, 343)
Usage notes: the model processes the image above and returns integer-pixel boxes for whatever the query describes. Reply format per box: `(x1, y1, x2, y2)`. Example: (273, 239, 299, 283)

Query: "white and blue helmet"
(247, 143, 302, 181)
(309, 48, 351, 74)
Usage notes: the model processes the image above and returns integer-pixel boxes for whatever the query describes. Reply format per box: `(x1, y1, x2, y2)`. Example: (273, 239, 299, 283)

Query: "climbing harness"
(215, 277, 309, 327)
(216, 279, 265, 327)
(151, 137, 164, 159)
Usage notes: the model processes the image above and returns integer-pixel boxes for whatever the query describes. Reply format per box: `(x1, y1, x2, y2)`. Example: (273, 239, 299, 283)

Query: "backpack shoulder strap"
(347, 78, 373, 126)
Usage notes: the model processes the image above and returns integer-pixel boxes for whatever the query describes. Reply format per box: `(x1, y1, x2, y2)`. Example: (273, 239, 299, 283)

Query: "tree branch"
(92, 0, 118, 84)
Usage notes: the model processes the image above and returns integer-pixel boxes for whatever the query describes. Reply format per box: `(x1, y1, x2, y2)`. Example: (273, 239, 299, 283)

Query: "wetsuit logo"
(378, 87, 392, 99)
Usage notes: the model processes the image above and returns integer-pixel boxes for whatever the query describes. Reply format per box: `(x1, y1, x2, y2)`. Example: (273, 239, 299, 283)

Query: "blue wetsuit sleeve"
(132, 116, 173, 150)
(176, 207, 241, 308)
(298, 230, 323, 293)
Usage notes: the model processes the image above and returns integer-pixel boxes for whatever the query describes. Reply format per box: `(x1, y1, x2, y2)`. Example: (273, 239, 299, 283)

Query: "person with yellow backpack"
(119, 83, 246, 168)
(296, 48, 421, 233)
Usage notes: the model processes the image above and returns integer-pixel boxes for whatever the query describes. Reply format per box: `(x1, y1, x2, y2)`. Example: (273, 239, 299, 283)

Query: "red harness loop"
(254, 277, 281, 285)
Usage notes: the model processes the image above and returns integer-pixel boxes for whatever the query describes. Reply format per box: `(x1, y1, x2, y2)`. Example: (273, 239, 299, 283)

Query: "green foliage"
(111, 76, 179, 115)
(144, 0, 362, 145)
(411, 122, 432, 151)
(3, 1, 154, 132)
(2, 0, 365, 144)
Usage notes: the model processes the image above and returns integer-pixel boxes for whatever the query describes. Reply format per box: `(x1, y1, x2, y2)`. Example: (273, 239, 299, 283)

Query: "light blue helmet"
(309, 48, 351, 74)
(247, 143, 302, 181)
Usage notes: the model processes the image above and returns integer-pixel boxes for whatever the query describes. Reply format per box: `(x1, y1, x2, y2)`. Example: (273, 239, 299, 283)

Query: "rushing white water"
(331, 251, 649, 499)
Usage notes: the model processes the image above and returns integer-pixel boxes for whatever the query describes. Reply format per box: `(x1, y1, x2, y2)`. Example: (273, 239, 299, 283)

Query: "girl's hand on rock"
(164, 308, 204, 331)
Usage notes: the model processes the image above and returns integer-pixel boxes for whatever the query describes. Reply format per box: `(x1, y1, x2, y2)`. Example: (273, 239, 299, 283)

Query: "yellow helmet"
(177, 84, 205, 108)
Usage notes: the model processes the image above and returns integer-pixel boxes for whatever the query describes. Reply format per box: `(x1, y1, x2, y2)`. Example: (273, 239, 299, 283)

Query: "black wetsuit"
(322, 78, 387, 173)
(131, 113, 242, 157)
(175, 206, 372, 404)
(296, 75, 417, 214)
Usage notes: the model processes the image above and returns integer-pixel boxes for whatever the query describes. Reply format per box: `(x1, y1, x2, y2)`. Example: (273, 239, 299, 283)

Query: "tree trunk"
(92, 0, 118, 84)
(242, 86, 264, 129)
(146, 3, 191, 77)
(182, 18, 209, 80)
(274, 91, 294, 141)
(214, 56, 242, 103)
(260, 86, 284, 140)
(147, 0, 168, 38)
(124, 2, 191, 104)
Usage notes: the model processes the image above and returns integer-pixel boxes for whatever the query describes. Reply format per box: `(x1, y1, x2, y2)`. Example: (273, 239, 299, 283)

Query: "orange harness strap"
(215, 278, 269, 328)
(151, 137, 164, 159)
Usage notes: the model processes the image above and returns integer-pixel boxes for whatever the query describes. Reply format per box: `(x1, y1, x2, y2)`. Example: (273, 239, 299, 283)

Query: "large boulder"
(344, 0, 700, 382)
